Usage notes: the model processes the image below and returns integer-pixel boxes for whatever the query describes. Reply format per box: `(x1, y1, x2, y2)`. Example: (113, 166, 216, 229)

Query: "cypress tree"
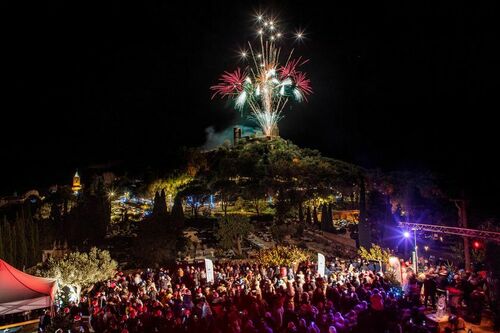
(328, 203, 333, 230)
(171, 196, 184, 228)
(26, 217, 37, 266)
(358, 177, 371, 249)
(11, 224, 18, 267)
(152, 190, 169, 222)
(34, 223, 40, 263)
(321, 204, 330, 231)
(161, 190, 169, 219)
(152, 191, 160, 217)
(16, 215, 28, 268)
(160, 190, 167, 211)
(3, 219, 13, 264)
(0, 221, 4, 259)
(312, 206, 319, 226)
(298, 204, 304, 223)
(50, 200, 62, 225)
(305, 207, 312, 225)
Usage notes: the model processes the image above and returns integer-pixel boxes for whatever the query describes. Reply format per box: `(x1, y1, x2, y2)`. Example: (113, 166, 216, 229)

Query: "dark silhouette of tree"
(298, 204, 304, 223)
(358, 177, 371, 249)
(134, 220, 186, 267)
(28, 218, 39, 266)
(0, 220, 4, 261)
(0, 222, 5, 258)
(305, 206, 312, 225)
(135, 193, 186, 267)
(160, 190, 168, 213)
(209, 179, 238, 216)
(151, 190, 169, 222)
(2, 217, 14, 264)
(49, 200, 62, 227)
(328, 203, 333, 227)
(241, 180, 266, 215)
(15, 214, 28, 268)
(367, 190, 389, 245)
(321, 204, 330, 231)
(312, 206, 319, 226)
(65, 182, 110, 244)
(179, 181, 209, 218)
(11, 224, 17, 266)
(152, 191, 160, 217)
(171, 196, 185, 228)
(216, 215, 253, 256)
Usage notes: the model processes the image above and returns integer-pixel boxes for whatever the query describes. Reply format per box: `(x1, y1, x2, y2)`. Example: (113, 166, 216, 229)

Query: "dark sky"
(2, 2, 498, 216)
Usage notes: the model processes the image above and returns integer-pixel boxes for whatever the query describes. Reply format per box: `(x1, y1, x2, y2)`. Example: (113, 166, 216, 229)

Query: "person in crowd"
(423, 270, 437, 308)
(38, 309, 51, 332)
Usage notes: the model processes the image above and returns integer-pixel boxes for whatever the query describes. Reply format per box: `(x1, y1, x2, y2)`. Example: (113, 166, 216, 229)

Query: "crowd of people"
(39, 258, 497, 333)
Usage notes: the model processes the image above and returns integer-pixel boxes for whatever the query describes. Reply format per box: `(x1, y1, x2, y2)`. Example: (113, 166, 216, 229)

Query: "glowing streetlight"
(403, 229, 418, 273)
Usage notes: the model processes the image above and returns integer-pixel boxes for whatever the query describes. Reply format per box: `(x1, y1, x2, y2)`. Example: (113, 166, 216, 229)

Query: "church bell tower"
(72, 171, 82, 194)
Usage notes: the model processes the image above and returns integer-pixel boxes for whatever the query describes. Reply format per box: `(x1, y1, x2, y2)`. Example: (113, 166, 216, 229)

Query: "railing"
(0, 319, 38, 331)
(399, 222, 500, 242)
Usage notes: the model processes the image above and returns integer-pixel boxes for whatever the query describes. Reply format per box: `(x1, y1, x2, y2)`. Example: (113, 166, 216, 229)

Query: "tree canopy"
(216, 215, 253, 256)
(182, 137, 362, 219)
(36, 247, 117, 299)
(148, 173, 193, 201)
(257, 245, 311, 267)
(358, 244, 392, 263)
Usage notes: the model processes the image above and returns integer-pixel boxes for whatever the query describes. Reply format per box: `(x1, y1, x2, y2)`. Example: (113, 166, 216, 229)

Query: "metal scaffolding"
(398, 222, 500, 242)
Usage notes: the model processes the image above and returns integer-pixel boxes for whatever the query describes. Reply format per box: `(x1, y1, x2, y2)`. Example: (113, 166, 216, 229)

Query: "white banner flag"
(205, 259, 214, 283)
(318, 253, 325, 277)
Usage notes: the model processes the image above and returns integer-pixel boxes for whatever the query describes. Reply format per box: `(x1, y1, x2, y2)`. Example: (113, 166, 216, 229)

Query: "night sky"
(2, 2, 498, 216)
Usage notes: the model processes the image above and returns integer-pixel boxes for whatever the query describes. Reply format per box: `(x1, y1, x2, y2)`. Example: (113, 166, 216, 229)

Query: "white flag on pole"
(318, 253, 326, 277)
(205, 259, 214, 283)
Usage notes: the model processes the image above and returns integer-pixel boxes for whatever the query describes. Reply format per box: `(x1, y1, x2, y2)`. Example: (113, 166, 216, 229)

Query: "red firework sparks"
(210, 68, 247, 99)
(293, 71, 313, 99)
(279, 57, 309, 79)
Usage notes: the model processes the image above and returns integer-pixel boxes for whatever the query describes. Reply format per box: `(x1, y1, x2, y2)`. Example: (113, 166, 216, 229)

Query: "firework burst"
(211, 14, 312, 137)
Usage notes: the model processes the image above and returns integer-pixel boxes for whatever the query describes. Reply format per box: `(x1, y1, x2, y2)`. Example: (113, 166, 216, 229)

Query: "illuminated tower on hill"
(72, 171, 82, 194)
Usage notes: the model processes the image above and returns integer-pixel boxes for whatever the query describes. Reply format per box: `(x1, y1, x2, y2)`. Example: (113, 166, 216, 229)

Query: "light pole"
(413, 228, 418, 273)
(403, 230, 418, 273)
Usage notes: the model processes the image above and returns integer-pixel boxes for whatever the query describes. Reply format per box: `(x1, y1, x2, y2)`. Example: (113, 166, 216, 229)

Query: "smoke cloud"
(201, 125, 258, 150)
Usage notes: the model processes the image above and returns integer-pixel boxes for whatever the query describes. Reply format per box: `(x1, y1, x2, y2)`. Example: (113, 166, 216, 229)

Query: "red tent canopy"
(0, 259, 57, 315)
